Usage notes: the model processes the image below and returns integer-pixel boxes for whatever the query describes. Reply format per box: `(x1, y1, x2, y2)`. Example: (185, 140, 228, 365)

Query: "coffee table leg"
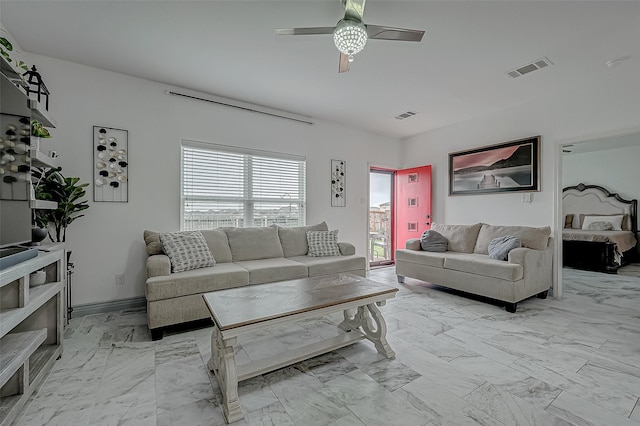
(339, 307, 364, 332)
(209, 327, 244, 423)
(339, 302, 395, 359)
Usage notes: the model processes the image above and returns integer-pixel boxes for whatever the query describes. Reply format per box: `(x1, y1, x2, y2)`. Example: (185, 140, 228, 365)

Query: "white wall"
(29, 54, 402, 306)
(563, 143, 640, 203)
(402, 63, 640, 229)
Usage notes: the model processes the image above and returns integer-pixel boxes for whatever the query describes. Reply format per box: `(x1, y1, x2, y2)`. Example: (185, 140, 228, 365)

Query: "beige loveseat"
(396, 223, 553, 312)
(143, 222, 366, 340)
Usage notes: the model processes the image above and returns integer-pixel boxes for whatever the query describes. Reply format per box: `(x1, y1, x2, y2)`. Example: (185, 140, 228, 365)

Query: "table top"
(203, 273, 398, 331)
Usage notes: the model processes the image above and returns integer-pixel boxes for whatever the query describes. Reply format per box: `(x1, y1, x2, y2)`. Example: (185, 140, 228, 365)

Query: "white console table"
(0, 248, 65, 426)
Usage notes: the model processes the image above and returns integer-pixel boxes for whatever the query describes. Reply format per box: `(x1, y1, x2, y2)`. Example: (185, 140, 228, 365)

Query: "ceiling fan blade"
(338, 53, 351, 73)
(344, 0, 366, 22)
(366, 25, 425, 42)
(275, 27, 335, 36)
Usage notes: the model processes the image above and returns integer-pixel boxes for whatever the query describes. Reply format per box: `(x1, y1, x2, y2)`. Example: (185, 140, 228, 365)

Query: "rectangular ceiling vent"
(394, 110, 418, 120)
(507, 57, 553, 78)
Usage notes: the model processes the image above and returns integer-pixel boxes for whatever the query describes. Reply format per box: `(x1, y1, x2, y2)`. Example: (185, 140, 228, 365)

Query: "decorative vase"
(31, 227, 48, 245)
(29, 270, 46, 286)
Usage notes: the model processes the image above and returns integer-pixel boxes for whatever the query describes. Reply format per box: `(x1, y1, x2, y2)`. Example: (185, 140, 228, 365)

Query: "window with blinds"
(181, 141, 306, 230)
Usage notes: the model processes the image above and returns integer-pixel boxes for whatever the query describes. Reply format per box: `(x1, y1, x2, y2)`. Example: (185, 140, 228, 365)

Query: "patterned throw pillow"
(159, 231, 215, 273)
(306, 230, 341, 257)
(488, 235, 521, 261)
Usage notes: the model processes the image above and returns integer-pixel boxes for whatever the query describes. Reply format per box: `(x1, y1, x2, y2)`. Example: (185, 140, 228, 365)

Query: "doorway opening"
(369, 165, 432, 269)
(369, 169, 394, 267)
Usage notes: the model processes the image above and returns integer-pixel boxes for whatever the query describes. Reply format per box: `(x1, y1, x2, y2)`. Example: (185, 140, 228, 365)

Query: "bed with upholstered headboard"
(562, 183, 638, 273)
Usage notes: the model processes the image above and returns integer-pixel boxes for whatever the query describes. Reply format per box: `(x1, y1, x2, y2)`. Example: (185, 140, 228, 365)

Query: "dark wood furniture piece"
(562, 183, 638, 274)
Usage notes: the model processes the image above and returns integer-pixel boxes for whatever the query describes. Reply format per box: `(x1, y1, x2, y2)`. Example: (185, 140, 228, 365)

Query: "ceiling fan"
(275, 0, 425, 73)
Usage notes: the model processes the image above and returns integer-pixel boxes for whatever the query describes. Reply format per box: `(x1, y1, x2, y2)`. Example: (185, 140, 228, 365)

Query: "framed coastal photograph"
(449, 136, 540, 195)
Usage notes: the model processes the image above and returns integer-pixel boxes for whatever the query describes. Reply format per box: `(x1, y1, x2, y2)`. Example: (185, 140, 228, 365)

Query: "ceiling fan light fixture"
(333, 19, 368, 61)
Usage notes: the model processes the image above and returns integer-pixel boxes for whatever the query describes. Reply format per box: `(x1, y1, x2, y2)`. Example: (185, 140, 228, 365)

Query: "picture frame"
(449, 136, 540, 195)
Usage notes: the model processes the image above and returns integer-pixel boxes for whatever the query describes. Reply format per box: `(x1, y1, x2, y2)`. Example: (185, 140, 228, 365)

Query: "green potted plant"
(32, 167, 89, 242)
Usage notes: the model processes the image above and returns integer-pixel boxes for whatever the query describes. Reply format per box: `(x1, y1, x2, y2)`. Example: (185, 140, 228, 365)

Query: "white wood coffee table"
(202, 273, 398, 423)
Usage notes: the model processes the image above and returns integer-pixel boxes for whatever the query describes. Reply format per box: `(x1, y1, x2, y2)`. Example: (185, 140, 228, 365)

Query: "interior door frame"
(369, 166, 396, 267)
(554, 124, 640, 299)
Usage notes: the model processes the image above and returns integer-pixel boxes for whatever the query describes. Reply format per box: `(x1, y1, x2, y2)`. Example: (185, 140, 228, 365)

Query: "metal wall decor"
(0, 113, 31, 201)
(93, 126, 128, 202)
(331, 159, 346, 207)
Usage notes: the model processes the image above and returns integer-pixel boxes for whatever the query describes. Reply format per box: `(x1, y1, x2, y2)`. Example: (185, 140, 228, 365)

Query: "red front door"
(394, 165, 432, 253)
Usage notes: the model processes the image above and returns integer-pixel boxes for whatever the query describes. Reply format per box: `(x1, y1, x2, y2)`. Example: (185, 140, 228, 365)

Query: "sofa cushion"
(277, 222, 329, 257)
(287, 255, 366, 277)
(443, 253, 524, 281)
(474, 224, 550, 254)
(420, 230, 448, 252)
(200, 229, 233, 263)
(146, 262, 249, 302)
(144, 230, 164, 255)
(307, 230, 341, 257)
(488, 236, 521, 261)
(224, 226, 284, 261)
(430, 223, 482, 253)
(234, 258, 308, 284)
(395, 249, 446, 268)
(159, 231, 215, 273)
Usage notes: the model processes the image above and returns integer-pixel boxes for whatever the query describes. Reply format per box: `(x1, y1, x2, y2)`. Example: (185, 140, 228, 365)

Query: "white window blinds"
(181, 141, 306, 230)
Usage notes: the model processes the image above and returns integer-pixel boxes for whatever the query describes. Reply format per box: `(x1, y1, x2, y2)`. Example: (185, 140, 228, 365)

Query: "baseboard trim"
(71, 297, 146, 318)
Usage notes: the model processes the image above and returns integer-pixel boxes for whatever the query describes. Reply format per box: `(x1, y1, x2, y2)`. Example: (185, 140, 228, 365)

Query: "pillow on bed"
(587, 221, 614, 231)
(581, 215, 623, 231)
(564, 214, 574, 229)
(579, 213, 629, 230)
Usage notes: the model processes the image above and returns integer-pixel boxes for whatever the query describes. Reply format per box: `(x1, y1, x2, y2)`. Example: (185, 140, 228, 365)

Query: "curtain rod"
(166, 90, 314, 126)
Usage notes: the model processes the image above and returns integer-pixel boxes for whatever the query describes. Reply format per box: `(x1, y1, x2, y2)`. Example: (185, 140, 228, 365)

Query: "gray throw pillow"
(420, 230, 448, 252)
(488, 235, 521, 261)
(307, 230, 341, 257)
(159, 231, 215, 273)
(588, 221, 614, 231)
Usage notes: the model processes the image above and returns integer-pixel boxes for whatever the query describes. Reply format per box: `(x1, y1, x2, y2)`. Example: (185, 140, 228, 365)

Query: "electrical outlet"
(521, 193, 532, 203)
(115, 274, 125, 286)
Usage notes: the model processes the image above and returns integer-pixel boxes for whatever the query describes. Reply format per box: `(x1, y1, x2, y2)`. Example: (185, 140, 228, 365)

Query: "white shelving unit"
(29, 149, 58, 169)
(1, 65, 58, 211)
(0, 249, 65, 426)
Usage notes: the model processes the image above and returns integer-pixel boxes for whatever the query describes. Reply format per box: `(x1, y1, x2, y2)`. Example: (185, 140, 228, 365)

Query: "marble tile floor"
(618, 262, 640, 278)
(15, 267, 640, 426)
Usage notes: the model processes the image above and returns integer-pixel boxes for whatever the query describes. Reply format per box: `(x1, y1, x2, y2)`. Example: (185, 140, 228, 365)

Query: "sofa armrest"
(507, 247, 536, 266)
(147, 254, 171, 278)
(405, 238, 422, 251)
(337, 242, 356, 256)
(508, 238, 553, 293)
(508, 236, 554, 266)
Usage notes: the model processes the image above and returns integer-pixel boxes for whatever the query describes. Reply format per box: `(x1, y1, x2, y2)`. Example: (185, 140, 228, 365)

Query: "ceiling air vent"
(394, 110, 418, 120)
(507, 57, 553, 78)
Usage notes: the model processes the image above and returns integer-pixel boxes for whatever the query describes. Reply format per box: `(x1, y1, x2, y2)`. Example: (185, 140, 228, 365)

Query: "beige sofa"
(396, 223, 553, 312)
(143, 222, 366, 340)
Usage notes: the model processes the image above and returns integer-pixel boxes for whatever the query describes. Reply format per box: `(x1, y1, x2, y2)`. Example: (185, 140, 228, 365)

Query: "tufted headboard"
(562, 183, 637, 234)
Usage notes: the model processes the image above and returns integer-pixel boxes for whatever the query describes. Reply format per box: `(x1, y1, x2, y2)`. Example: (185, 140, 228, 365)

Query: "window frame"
(180, 140, 306, 230)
